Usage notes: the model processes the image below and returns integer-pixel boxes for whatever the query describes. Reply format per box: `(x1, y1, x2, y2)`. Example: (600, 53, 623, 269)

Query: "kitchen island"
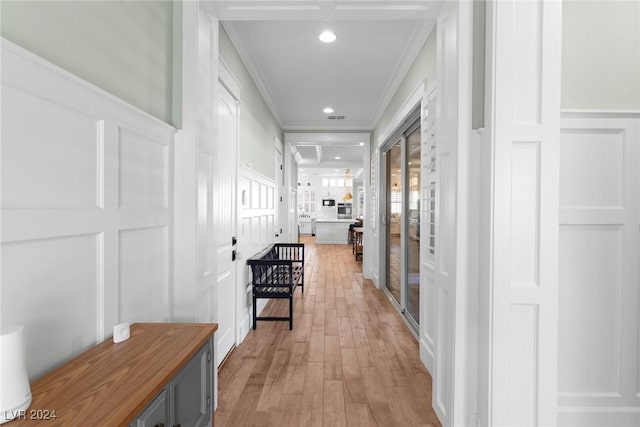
(314, 219, 354, 244)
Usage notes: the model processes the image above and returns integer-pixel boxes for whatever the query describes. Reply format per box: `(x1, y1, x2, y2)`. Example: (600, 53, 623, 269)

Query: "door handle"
(232, 236, 237, 246)
(232, 250, 237, 261)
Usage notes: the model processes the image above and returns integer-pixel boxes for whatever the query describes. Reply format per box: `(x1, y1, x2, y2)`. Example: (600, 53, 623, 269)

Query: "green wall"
(1, 0, 179, 125)
(373, 28, 437, 144)
(219, 26, 282, 180)
(562, 0, 640, 110)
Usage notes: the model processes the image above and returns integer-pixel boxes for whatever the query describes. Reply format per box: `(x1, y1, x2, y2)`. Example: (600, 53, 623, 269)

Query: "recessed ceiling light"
(319, 31, 336, 43)
(335, 156, 341, 160)
(359, 142, 364, 146)
(408, 162, 412, 165)
(323, 107, 334, 114)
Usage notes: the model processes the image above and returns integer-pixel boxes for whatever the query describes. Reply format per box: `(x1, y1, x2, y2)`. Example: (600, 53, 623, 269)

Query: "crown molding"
(212, 0, 443, 21)
(282, 121, 373, 132)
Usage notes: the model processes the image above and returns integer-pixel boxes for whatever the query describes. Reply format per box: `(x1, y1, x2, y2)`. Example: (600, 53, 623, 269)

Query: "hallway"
(215, 237, 441, 426)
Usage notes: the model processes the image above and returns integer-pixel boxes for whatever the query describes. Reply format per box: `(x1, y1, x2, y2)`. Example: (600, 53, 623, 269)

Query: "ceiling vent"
(328, 115, 345, 120)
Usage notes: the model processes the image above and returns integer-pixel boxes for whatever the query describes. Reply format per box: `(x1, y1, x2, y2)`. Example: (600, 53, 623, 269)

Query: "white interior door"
(215, 82, 238, 364)
(195, 11, 216, 326)
(274, 139, 284, 242)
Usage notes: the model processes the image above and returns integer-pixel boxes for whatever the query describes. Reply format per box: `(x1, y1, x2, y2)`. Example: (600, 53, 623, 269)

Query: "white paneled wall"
(558, 113, 640, 426)
(0, 40, 175, 379)
(236, 166, 276, 340)
(486, 0, 562, 425)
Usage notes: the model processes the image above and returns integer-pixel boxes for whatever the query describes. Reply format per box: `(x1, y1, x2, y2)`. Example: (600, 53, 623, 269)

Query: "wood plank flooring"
(215, 237, 441, 427)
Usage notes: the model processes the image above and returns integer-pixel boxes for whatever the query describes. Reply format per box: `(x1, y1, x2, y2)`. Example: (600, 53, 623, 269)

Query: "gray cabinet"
(136, 390, 168, 427)
(170, 343, 212, 427)
(133, 339, 213, 427)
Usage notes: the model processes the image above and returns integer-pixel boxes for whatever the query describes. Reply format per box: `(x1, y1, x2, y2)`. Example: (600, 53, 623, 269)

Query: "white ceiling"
(223, 19, 430, 130)
(210, 1, 441, 177)
(214, 1, 441, 131)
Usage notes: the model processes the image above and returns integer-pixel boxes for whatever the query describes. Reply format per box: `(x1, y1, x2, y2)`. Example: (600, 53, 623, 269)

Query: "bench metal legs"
(289, 297, 293, 330)
(252, 295, 294, 330)
(252, 294, 257, 330)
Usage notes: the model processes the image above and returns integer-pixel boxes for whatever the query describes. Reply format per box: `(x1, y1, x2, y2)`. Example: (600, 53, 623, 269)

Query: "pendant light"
(343, 169, 353, 202)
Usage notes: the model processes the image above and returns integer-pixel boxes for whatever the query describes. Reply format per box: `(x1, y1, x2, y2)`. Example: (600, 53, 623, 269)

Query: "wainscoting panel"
(558, 112, 640, 426)
(512, 0, 542, 125)
(1, 234, 100, 378)
(119, 227, 169, 323)
(560, 129, 624, 209)
(236, 166, 276, 341)
(1, 84, 100, 209)
(508, 304, 539, 426)
(119, 128, 169, 209)
(0, 39, 175, 380)
(510, 141, 540, 287)
(559, 225, 622, 396)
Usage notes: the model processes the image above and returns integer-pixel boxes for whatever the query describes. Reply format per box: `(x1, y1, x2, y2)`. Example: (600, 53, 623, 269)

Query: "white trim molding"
(376, 80, 426, 147)
(219, 56, 243, 101)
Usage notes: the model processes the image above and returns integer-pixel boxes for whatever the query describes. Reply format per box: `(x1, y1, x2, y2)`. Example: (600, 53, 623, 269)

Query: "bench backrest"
(246, 243, 305, 286)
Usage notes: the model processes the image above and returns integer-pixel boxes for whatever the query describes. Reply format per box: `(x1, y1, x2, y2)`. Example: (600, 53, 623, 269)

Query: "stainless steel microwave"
(322, 199, 335, 206)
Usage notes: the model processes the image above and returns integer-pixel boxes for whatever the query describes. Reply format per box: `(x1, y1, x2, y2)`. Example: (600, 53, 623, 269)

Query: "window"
(322, 178, 329, 187)
(391, 187, 402, 214)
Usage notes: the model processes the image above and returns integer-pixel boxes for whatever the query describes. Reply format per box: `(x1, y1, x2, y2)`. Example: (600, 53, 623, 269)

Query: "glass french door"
(385, 142, 403, 304)
(384, 116, 421, 329)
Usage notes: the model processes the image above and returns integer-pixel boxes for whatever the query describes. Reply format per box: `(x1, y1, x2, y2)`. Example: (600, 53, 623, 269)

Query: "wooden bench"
(247, 243, 304, 330)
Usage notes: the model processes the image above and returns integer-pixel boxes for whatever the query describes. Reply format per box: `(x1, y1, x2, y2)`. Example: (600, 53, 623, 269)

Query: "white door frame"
(218, 59, 242, 357)
(274, 137, 284, 242)
(177, 0, 223, 409)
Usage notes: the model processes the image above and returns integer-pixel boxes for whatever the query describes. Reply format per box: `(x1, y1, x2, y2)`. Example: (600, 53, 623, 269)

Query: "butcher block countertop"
(7, 323, 218, 427)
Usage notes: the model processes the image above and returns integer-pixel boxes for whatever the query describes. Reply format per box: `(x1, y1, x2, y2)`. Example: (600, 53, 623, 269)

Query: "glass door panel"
(405, 126, 421, 324)
(385, 142, 402, 303)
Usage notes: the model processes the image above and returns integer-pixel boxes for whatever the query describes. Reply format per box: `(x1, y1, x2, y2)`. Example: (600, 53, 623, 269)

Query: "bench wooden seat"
(247, 243, 304, 330)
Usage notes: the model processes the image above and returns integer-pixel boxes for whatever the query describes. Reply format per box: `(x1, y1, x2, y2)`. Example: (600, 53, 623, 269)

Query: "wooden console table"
(6, 323, 217, 427)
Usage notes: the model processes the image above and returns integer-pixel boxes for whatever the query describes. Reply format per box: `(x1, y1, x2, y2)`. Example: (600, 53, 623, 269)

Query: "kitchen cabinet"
(315, 219, 353, 244)
(297, 189, 317, 215)
(299, 221, 313, 235)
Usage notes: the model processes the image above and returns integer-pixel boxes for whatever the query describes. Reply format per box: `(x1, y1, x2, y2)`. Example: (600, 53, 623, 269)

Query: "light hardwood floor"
(215, 237, 441, 427)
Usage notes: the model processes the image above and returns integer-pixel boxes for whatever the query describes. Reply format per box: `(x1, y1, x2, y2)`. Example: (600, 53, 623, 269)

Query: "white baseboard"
(558, 407, 640, 427)
(371, 268, 379, 288)
(238, 313, 250, 343)
(420, 336, 434, 374)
